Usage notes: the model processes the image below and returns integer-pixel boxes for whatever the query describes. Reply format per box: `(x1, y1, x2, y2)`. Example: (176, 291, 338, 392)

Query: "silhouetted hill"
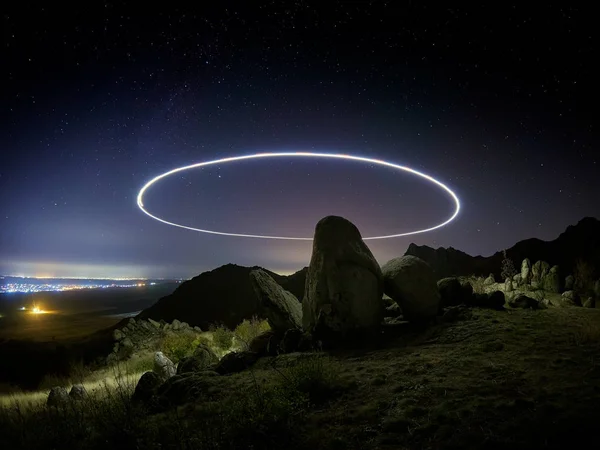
(405, 217, 600, 280)
(137, 264, 307, 329)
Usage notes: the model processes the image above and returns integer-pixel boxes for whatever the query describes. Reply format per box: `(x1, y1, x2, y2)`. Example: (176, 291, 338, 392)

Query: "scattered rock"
(249, 330, 281, 356)
(583, 297, 596, 308)
(153, 351, 176, 380)
(121, 337, 134, 349)
(540, 298, 553, 308)
(132, 371, 162, 404)
(484, 274, 495, 286)
(215, 351, 259, 375)
(47, 386, 70, 407)
(438, 277, 468, 307)
(279, 328, 312, 353)
(561, 290, 580, 307)
(509, 294, 539, 309)
(384, 302, 401, 317)
(69, 384, 88, 400)
(172, 319, 181, 331)
(382, 256, 440, 322)
(177, 344, 219, 374)
(250, 269, 302, 332)
(521, 258, 531, 285)
(193, 326, 202, 333)
(113, 329, 124, 341)
(156, 372, 220, 408)
(564, 275, 574, 291)
(148, 318, 161, 328)
(471, 291, 505, 310)
(303, 216, 384, 336)
(513, 273, 522, 286)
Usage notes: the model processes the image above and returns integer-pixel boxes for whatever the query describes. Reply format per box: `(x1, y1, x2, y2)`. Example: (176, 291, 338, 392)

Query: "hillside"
(2, 307, 600, 449)
(137, 264, 307, 329)
(405, 217, 600, 280)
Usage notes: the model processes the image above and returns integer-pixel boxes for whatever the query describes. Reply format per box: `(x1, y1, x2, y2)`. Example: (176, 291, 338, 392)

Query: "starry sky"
(1, 3, 598, 279)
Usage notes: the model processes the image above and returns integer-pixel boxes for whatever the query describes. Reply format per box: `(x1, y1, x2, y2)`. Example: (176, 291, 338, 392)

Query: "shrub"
(501, 249, 517, 281)
(212, 325, 234, 351)
(274, 355, 344, 406)
(234, 317, 271, 350)
(160, 332, 198, 363)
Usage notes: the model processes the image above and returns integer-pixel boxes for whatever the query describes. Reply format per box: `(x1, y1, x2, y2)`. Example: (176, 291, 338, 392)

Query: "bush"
(274, 355, 344, 406)
(501, 249, 517, 281)
(234, 317, 271, 350)
(160, 332, 199, 363)
(212, 326, 234, 351)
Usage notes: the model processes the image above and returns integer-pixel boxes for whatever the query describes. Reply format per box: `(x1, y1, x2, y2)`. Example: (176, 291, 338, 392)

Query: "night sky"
(1, 3, 597, 279)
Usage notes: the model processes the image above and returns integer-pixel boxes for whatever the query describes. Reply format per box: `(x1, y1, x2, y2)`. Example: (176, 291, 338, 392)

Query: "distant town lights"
(137, 152, 461, 240)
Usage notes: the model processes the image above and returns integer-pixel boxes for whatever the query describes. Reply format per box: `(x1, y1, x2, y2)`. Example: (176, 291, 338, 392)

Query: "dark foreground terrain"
(1, 306, 599, 449)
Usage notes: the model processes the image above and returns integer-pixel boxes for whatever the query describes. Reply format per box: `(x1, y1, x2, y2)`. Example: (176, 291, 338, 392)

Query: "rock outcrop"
(382, 256, 440, 322)
(302, 216, 384, 336)
(250, 269, 302, 333)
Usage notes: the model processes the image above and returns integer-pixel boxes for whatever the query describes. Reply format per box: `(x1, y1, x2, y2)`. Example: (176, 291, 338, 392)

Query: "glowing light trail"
(137, 152, 461, 240)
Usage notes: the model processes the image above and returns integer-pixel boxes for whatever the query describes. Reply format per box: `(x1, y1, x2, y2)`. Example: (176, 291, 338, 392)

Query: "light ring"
(137, 152, 460, 240)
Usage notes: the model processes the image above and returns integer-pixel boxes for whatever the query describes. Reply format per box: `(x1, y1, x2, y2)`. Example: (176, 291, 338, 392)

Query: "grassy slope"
(1, 307, 599, 449)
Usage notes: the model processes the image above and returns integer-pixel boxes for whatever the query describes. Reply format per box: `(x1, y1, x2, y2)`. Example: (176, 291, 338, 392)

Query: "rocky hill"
(137, 264, 307, 329)
(405, 217, 600, 280)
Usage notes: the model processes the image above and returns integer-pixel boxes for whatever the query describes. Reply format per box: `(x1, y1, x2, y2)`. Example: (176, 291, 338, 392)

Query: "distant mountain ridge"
(405, 217, 600, 280)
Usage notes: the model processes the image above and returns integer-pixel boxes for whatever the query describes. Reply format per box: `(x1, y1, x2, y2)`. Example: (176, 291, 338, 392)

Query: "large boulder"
(47, 386, 70, 408)
(250, 269, 302, 332)
(153, 352, 176, 381)
(177, 344, 219, 374)
(382, 256, 440, 322)
(156, 372, 220, 408)
(302, 216, 384, 336)
(583, 297, 596, 308)
(504, 278, 514, 292)
(520, 258, 531, 285)
(437, 277, 473, 307)
(132, 371, 162, 405)
(543, 265, 561, 293)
